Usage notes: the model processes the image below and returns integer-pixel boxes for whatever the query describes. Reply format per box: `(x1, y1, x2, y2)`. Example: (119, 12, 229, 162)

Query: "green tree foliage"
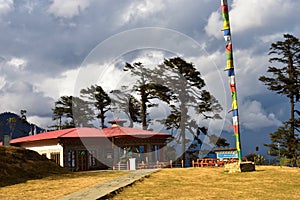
(246, 153, 266, 165)
(80, 85, 111, 128)
(214, 136, 230, 148)
(259, 34, 300, 163)
(265, 120, 299, 163)
(52, 96, 94, 129)
(52, 105, 64, 129)
(123, 62, 173, 130)
(154, 57, 223, 161)
(110, 86, 141, 127)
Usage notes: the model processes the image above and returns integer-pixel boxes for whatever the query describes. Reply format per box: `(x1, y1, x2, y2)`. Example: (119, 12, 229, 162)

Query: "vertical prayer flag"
(220, 0, 242, 162)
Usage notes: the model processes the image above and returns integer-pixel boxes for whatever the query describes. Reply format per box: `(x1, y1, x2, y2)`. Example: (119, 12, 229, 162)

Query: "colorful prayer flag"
(232, 99, 238, 109)
(227, 68, 234, 76)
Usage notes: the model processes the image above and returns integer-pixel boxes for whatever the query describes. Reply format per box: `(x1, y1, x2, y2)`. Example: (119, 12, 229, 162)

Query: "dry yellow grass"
(0, 146, 68, 187)
(112, 166, 300, 200)
(0, 171, 128, 200)
(1, 166, 299, 200)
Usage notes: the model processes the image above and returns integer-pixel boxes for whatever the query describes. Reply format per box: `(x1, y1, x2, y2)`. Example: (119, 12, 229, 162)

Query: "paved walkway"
(58, 169, 160, 200)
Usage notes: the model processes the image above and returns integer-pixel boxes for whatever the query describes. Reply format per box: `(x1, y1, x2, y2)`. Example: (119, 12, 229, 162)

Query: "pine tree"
(265, 120, 299, 162)
(123, 62, 173, 130)
(154, 57, 223, 162)
(52, 96, 94, 129)
(110, 87, 141, 127)
(53, 96, 75, 129)
(80, 85, 111, 128)
(259, 34, 300, 163)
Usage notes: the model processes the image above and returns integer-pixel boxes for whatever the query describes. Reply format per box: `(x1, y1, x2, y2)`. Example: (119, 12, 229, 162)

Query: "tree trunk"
(59, 116, 62, 130)
(100, 109, 105, 129)
(141, 89, 148, 130)
(180, 103, 187, 163)
(179, 85, 188, 163)
(288, 56, 296, 159)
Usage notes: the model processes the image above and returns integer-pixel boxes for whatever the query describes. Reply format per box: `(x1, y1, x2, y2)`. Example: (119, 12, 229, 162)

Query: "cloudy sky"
(0, 0, 299, 156)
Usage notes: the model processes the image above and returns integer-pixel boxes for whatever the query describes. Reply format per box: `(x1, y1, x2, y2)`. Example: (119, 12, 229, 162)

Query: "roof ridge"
(58, 128, 80, 138)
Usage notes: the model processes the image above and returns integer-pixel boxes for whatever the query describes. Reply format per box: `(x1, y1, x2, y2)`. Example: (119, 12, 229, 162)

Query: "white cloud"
(0, 81, 53, 119)
(118, 0, 166, 25)
(240, 100, 281, 129)
(222, 48, 270, 99)
(187, 47, 270, 112)
(188, 52, 227, 109)
(0, 0, 13, 15)
(48, 0, 91, 18)
(0, 76, 6, 90)
(7, 57, 27, 70)
(204, 11, 223, 39)
(27, 115, 53, 129)
(36, 68, 80, 99)
(230, 0, 294, 33)
(205, 0, 299, 37)
(259, 33, 284, 43)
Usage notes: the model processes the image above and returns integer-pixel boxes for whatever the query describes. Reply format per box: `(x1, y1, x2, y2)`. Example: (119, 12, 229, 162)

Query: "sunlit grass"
(112, 166, 300, 200)
(0, 171, 128, 200)
(1, 166, 299, 200)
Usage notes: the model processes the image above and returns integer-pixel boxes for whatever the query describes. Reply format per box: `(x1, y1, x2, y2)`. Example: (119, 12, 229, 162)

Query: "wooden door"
(77, 150, 88, 171)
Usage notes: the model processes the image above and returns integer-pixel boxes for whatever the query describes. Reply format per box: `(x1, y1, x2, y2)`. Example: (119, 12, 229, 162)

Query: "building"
(8, 123, 171, 171)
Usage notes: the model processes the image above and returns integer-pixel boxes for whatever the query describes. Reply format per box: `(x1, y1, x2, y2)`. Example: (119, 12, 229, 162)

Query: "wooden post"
(181, 160, 184, 168)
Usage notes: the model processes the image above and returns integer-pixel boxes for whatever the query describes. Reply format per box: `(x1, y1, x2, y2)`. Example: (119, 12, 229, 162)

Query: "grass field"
(0, 166, 299, 200)
(112, 166, 300, 200)
(0, 171, 128, 200)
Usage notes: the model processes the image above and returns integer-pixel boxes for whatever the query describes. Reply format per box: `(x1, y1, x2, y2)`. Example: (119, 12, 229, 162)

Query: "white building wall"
(24, 144, 64, 167)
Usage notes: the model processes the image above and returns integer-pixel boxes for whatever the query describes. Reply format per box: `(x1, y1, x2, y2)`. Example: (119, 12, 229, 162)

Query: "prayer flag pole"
(220, 0, 242, 162)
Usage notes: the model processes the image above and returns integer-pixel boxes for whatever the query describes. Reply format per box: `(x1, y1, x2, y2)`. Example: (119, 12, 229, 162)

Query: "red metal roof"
(102, 126, 170, 138)
(6, 126, 170, 144)
(59, 127, 105, 138)
(10, 127, 105, 144)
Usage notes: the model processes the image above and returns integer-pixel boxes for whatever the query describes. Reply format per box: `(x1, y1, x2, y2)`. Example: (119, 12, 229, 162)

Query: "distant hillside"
(0, 112, 45, 142)
(0, 146, 68, 187)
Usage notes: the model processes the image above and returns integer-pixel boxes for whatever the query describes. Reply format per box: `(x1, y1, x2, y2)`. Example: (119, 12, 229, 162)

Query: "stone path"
(58, 169, 160, 200)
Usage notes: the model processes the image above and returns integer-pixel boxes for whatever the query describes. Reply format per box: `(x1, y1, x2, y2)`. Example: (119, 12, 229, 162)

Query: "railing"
(113, 160, 172, 170)
(113, 158, 249, 170)
(191, 157, 248, 168)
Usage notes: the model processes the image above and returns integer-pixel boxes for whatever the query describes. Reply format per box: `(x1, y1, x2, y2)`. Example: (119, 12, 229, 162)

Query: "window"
(67, 150, 76, 168)
(50, 152, 60, 165)
(89, 150, 97, 166)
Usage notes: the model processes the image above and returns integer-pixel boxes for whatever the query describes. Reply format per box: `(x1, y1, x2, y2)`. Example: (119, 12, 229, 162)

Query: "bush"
(246, 153, 266, 165)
